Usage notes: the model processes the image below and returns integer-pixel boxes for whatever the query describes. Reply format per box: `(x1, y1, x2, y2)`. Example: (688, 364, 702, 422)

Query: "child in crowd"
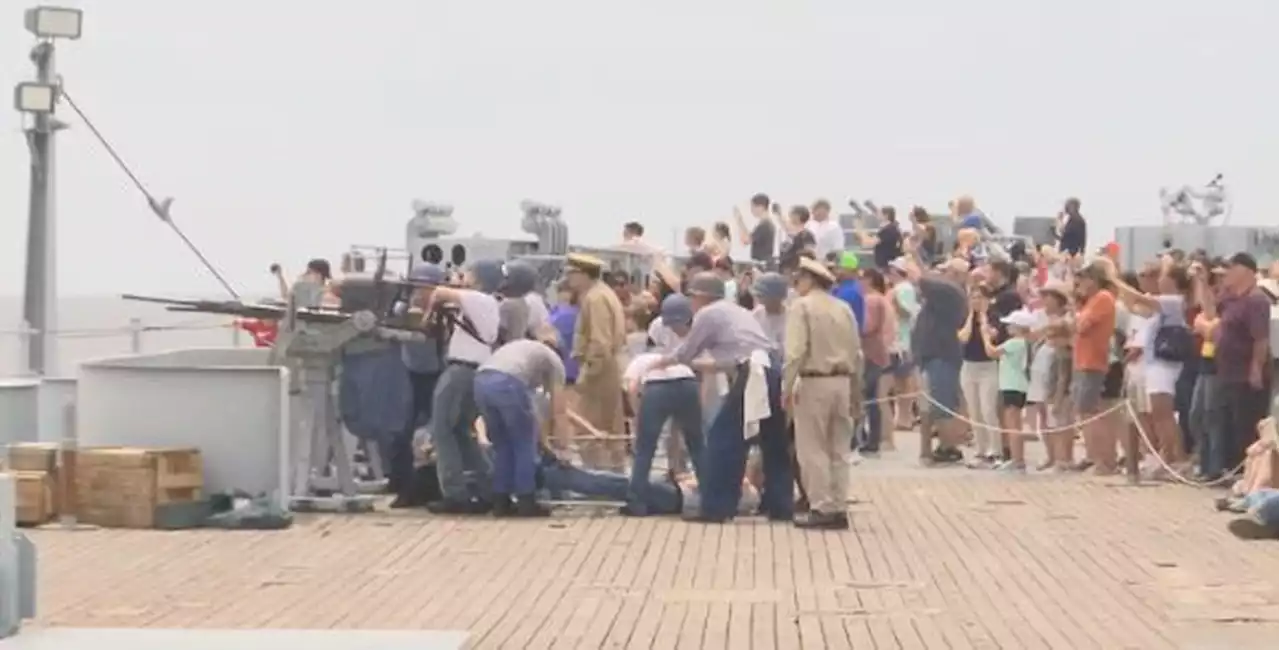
(981, 308, 1039, 472)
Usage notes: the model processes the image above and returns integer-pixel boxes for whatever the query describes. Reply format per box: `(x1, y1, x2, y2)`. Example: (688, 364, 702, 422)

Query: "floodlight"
(24, 6, 82, 40)
(13, 81, 57, 114)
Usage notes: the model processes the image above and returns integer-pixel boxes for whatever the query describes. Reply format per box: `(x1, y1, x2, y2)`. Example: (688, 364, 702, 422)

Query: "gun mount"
(1160, 173, 1231, 227)
(121, 273, 434, 513)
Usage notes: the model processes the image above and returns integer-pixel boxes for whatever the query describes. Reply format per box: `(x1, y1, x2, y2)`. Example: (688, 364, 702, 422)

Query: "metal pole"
(21, 41, 58, 377)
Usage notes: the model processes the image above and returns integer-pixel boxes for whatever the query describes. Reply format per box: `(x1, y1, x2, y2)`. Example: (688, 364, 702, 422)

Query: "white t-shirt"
(1124, 313, 1151, 365)
(624, 352, 695, 384)
(446, 290, 500, 365)
(647, 317, 684, 355)
(806, 219, 845, 259)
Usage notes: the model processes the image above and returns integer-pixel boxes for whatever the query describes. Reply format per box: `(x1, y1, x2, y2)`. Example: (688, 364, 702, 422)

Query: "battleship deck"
(22, 438, 1280, 650)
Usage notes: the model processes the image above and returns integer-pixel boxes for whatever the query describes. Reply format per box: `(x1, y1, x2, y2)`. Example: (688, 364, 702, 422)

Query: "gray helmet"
(469, 259, 506, 294)
(752, 272, 789, 301)
(686, 272, 726, 300)
(407, 262, 446, 286)
(659, 293, 694, 327)
(502, 260, 539, 298)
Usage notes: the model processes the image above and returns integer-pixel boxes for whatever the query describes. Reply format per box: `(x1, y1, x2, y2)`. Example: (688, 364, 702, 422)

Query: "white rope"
(1124, 400, 1248, 488)
(917, 391, 1127, 435)
(901, 384, 1246, 489)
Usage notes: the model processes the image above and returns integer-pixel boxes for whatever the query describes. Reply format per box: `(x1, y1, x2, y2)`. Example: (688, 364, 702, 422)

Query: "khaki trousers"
(792, 376, 854, 515)
(576, 357, 627, 470)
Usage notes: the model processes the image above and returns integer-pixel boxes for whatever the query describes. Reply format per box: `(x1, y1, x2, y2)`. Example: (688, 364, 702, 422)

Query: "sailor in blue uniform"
(390, 262, 448, 507)
(634, 272, 793, 523)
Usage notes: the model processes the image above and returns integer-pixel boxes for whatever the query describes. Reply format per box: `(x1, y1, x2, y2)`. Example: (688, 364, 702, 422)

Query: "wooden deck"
(25, 440, 1280, 650)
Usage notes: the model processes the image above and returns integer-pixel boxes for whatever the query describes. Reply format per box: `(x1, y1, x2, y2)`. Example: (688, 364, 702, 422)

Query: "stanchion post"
(128, 317, 143, 354)
(57, 401, 79, 528)
(1126, 425, 1141, 485)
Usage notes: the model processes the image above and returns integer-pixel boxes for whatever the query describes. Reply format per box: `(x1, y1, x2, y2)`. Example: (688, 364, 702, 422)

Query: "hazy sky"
(1, 1, 1276, 297)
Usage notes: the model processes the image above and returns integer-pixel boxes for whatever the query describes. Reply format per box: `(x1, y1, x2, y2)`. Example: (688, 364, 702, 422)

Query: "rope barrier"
(1124, 400, 1248, 488)
(902, 387, 1246, 489)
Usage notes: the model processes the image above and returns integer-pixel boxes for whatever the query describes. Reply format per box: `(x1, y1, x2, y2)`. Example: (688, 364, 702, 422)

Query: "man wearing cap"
(901, 237, 970, 464)
(1213, 252, 1274, 471)
(495, 260, 548, 345)
(420, 259, 504, 514)
(830, 251, 866, 333)
(785, 257, 862, 529)
(389, 262, 450, 508)
(1070, 260, 1118, 472)
(634, 272, 792, 523)
(751, 272, 790, 353)
(621, 294, 705, 516)
(564, 253, 628, 471)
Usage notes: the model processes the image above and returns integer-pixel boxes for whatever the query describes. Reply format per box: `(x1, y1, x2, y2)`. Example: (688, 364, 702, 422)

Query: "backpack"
(1152, 309, 1193, 362)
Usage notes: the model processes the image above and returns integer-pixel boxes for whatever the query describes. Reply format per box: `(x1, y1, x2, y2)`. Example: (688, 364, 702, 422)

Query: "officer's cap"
(686, 272, 726, 299)
(565, 253, 605, 274)
(797, 257, 836, 284)
(659, 294, 694, 327)
(752, 272, 789, 301)
(408, 263, 447, 286)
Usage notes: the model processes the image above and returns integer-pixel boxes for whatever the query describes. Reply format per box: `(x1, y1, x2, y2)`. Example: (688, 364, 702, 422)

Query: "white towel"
(742, 349, 772, 439)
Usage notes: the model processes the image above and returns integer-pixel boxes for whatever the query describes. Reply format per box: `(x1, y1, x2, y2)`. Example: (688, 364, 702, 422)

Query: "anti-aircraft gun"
(122, 249, 432, 512)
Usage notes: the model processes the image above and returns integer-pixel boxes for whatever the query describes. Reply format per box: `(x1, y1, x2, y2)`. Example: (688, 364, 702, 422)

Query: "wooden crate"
(6, 443, 59, 473)
(6, 443, 62, 517)
(12, 470, 54, 526)
(74, 447, 203, 529)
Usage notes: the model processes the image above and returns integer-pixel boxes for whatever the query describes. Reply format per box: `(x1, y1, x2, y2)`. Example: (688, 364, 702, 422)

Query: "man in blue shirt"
(828, 251, 866, 333)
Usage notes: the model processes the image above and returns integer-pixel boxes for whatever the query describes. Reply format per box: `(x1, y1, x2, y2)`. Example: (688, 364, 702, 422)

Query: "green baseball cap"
(837, 251, 860, 271)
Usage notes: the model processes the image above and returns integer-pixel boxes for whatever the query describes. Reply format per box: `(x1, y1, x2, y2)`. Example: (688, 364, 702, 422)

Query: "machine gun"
(121, 259, 439, 513)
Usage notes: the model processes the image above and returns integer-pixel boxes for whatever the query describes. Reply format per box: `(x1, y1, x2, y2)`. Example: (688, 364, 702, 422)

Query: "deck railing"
(1, 318, 244, 376)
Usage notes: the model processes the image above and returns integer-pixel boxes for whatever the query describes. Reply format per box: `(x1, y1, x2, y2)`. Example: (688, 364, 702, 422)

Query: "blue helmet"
(659, 293, 694, 327)
(752, 272, 789, 301)
(469, 259, 506, 294)
(502, 260, 539, 297)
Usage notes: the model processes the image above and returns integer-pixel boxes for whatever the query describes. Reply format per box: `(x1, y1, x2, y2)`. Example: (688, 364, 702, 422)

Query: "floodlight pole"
(21, 39, 59, 376)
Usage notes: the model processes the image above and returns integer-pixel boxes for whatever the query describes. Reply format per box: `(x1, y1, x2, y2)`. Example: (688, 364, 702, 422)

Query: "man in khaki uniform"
(566, 253, 628, 470)
(783, 257, 863, 530)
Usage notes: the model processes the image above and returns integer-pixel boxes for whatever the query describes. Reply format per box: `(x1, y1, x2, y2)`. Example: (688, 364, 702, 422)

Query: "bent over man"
(785, 257, 862, 530)
(474, 329, 566, 518)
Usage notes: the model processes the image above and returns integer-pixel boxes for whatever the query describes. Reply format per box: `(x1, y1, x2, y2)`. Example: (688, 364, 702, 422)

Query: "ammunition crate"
(74, 447, 203, 529)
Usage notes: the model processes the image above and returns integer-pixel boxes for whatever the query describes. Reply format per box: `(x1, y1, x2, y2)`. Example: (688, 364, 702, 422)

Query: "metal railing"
(1, 318, 244, 376)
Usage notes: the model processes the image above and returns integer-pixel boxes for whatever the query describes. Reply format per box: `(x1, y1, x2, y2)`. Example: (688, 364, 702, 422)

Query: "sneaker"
(995, 460, 1027, 474)
(1227, 516, 1279, 540)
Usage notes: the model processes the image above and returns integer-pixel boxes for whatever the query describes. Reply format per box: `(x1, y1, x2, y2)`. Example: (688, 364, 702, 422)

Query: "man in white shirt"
(806, 199, 845, 260)
(421, 259, 503, 514)
(621, 294, 705, 516)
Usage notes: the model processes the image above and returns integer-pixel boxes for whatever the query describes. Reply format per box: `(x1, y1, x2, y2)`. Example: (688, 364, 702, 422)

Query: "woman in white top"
(1107, 259, 1194, 473)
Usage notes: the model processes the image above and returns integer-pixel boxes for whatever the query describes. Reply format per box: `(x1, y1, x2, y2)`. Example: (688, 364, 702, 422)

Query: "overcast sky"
(1, 1, 1276, 297)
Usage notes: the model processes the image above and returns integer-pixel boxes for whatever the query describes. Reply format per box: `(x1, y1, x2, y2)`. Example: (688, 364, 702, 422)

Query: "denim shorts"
(920, 357, 962, 419)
